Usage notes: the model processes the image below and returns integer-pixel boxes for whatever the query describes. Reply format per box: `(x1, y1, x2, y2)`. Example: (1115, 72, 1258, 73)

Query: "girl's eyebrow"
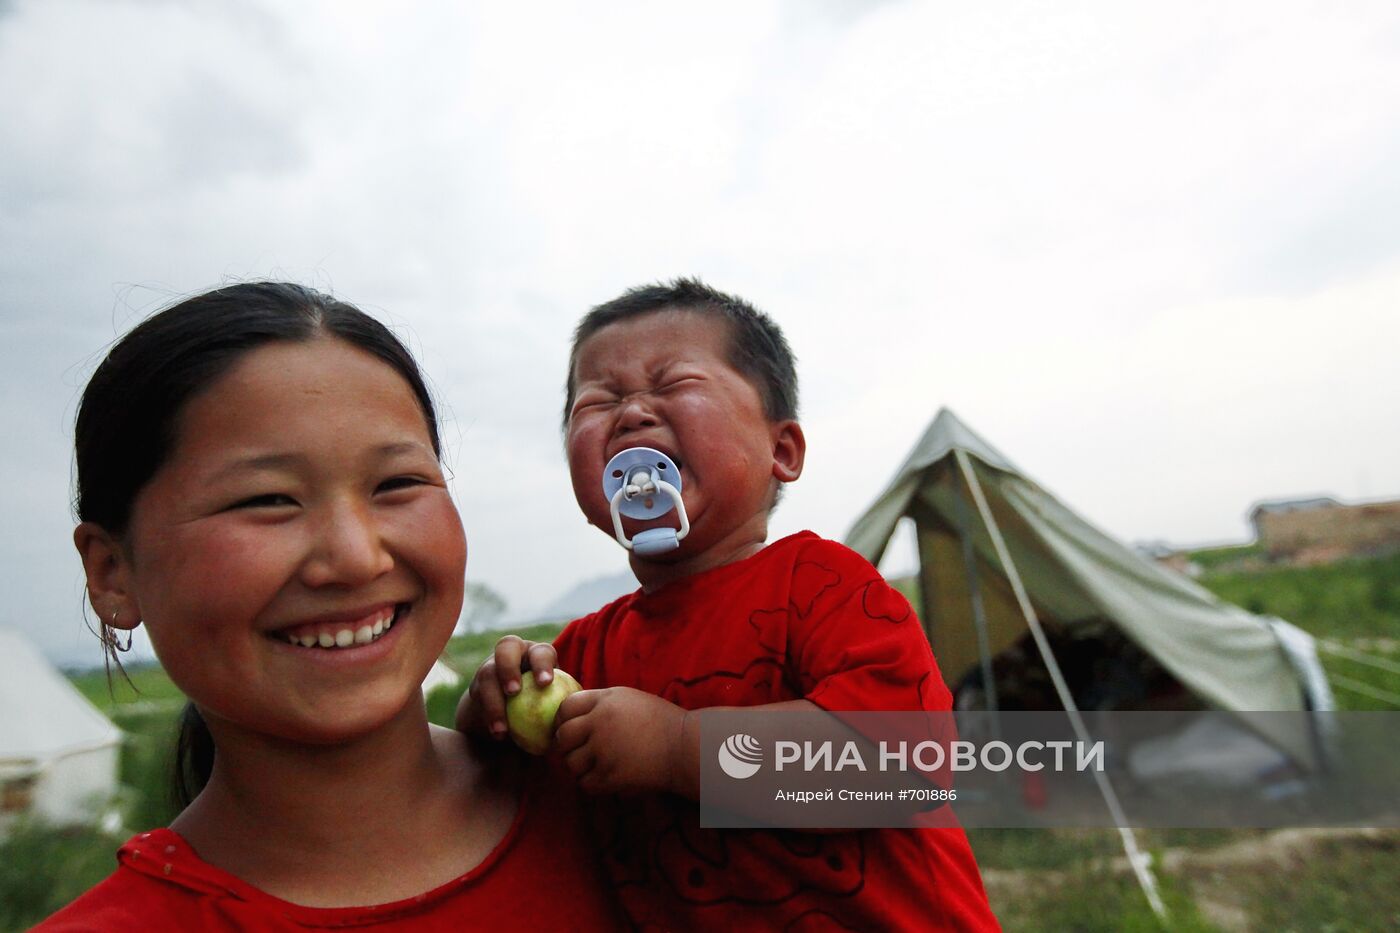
(374, 441, 431, 458)
(210, 442, 430, 479)
(210, 452, 304, 480)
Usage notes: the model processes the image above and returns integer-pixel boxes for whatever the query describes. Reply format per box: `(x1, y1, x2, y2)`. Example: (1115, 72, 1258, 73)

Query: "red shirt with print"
(554, 531, 1000, 932)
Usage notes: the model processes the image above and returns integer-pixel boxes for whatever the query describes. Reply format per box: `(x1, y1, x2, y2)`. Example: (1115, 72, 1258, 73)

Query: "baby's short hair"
(564, 277, 798, 428)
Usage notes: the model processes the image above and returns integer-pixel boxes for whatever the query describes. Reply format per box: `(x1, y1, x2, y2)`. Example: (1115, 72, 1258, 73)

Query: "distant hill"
(532, 571, 638, 622)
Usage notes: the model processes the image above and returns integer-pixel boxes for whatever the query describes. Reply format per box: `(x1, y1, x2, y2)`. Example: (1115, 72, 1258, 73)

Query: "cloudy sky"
(4, 0, 1399, 667)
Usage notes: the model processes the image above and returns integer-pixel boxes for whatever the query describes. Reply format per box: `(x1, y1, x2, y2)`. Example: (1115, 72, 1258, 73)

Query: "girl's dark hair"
(74, 282, 441, 808)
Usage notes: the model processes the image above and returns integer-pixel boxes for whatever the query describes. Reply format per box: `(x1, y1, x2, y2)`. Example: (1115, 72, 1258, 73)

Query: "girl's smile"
(270, 601, 404, 649)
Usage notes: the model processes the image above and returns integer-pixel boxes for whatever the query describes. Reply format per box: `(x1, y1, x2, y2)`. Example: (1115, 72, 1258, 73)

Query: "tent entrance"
(905, 460, 1196, 716)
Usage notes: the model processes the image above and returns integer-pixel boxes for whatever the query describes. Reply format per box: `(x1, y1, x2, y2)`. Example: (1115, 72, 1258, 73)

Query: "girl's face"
(117, 337, 465, 745)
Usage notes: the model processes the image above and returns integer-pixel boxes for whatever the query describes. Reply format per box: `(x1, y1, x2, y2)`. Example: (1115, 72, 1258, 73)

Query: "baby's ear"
(74, 523, 142, 631)
(770, 420, 806, 484)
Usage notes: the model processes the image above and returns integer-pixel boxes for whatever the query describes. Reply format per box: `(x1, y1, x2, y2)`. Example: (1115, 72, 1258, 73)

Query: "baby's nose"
(616, 395, 659, 432)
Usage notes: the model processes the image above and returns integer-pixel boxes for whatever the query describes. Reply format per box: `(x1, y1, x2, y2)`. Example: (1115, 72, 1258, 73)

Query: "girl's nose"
(301, 501, 394, 588)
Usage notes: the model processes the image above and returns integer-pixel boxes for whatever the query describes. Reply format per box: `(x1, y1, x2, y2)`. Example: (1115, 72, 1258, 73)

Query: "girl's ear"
(770, 420, 806, 484)
(74, 522, 142, 630)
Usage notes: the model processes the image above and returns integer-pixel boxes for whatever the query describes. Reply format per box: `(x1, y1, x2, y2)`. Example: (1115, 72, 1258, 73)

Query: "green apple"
(505, 668, 582, 755)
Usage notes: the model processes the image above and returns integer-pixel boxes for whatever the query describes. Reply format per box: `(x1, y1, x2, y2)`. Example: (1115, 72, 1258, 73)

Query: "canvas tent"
(422, 659, 462, 696)
(846, 409, 1331, 742)
(846, 409, 1335, 918)
(0, 628, 121, 827)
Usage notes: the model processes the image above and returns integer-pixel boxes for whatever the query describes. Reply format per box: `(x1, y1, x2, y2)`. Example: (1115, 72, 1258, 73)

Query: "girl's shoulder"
(34, 830, 215, 931)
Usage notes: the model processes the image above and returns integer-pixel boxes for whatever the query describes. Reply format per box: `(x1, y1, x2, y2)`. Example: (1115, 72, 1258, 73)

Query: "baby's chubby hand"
(456, 634, 561, 741)
(555, 688, 692, 797)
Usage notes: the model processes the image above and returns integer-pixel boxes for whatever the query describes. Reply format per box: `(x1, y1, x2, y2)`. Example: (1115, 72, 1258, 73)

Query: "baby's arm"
(455, 635, 562, 740)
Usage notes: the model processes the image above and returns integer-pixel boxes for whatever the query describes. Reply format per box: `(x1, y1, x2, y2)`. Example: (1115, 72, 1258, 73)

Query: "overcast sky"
(4, 0, 1399, 667)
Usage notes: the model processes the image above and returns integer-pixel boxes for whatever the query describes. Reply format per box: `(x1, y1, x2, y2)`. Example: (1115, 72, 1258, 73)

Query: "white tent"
(422, 659, 462, 696)
(0, 628, 121, 827)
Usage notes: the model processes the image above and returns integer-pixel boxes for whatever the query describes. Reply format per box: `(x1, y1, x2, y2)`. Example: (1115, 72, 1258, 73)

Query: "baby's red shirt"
(554, 531, 999, 931)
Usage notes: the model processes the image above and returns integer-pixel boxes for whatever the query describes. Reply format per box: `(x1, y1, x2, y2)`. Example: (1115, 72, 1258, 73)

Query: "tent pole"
(954, 449, 1167, 920)
(951, 475, 1001, 722)
(913, 520, 939, 654)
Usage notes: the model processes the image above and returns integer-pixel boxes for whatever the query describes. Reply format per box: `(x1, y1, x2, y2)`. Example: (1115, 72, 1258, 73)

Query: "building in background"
(1250, 496, 1400, 563)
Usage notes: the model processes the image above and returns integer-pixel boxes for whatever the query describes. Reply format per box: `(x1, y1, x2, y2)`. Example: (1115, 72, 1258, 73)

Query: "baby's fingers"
(492, 635, 533, 696)
(467, 659, 510, 739)
(523, 642, 558, 686)
(563, 744, 598, 789)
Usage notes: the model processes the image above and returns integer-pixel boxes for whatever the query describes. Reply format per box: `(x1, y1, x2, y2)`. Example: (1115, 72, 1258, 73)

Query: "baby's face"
(566, 309, 796, 558)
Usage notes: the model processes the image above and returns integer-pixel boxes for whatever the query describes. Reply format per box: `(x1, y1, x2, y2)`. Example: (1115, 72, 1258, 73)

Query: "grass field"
(1193, 551, 1400, 711)
(69, 663, 187, 712)
(1192, 551, 1400, 641)
(8, 555, 1395, 931)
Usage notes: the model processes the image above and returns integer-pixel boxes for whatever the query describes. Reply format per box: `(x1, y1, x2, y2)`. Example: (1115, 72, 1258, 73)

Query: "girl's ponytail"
(172, 702, 215, 807)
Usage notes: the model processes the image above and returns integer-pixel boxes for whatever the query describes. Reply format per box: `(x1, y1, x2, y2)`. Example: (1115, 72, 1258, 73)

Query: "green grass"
(440, 622, 568, 679)
(967, 829, 1253, 872)
(979, 830, 1400, 932)
(1195, 552, 1400, 641)
(967, 828, 1123, 871)
(1184, 543, 1264, 572)
(69, 662, 186, 712)
(425, 682, 466, 728)
(1236, 835, 1400, 932)
(1316, 642, 1400, 711)
(0, 820, 123, 931)
(110, 706, 184, 830)
(1195, 552, 1400, 710)
(990, 862, 1215, 933)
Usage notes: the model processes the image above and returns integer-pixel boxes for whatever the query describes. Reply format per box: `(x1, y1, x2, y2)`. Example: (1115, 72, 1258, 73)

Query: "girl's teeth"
(282, 608, 400, 650)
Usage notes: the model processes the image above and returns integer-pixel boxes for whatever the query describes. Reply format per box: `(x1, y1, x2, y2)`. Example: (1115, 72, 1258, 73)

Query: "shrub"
(0, 819, 120, 930)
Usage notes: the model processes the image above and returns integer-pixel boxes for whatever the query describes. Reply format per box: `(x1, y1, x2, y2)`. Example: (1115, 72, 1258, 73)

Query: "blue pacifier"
(602, 447, 690, 556)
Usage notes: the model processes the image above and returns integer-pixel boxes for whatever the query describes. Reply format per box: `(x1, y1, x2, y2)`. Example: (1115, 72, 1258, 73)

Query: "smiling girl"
(40, 283, 621, 930)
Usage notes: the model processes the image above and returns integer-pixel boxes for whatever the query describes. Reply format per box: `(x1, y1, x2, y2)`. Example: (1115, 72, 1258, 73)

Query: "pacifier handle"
(609, 479, 690, 552)
(601, 447, 690, 555)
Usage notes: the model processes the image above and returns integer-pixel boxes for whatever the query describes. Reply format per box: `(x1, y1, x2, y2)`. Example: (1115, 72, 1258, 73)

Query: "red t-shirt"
(37, 763, 624, 931)
(554, 531, 1000, 932)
